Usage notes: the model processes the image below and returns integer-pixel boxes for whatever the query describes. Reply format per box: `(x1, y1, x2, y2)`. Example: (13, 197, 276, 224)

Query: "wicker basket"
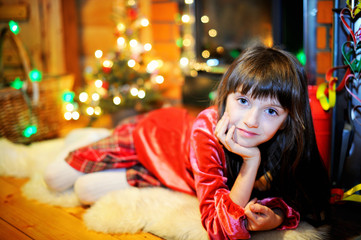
(0, 27, 74, 144)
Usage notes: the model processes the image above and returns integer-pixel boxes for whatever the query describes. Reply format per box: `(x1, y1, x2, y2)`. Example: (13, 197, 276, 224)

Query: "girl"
(45, 45, 330, 239)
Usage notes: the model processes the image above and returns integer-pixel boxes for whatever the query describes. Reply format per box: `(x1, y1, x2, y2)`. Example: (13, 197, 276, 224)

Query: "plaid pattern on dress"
(65, 113, 162, 188)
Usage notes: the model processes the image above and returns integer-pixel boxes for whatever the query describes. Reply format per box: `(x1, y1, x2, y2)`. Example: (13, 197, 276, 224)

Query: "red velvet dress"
(66, 107, 300, 239)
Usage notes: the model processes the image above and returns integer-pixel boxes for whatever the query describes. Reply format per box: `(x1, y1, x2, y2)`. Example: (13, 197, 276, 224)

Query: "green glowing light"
(208, 91, 216, 101)
(23, 125, 37, 138)
(29, 69, 42, 82)
(230, 50, 240, 59)
(296, 50, 306, 66)
(9, 20, 20, 35)
(176, 38, 183, 48)
(11, 77, 24, 90)
(62, 91, 75, 102)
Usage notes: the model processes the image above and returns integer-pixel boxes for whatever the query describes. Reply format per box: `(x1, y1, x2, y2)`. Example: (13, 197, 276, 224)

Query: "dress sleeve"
(189, 108, 250, 240)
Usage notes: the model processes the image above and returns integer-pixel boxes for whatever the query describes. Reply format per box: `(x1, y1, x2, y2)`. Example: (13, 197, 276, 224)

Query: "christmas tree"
(64, 0, 165, 122)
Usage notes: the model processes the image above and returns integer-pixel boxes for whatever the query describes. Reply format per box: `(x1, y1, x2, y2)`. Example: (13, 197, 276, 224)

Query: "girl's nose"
(244, 108, 259, 128)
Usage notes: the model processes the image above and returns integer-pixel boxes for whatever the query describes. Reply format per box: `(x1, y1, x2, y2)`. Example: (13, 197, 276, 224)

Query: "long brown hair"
(214, 45, 330, 225)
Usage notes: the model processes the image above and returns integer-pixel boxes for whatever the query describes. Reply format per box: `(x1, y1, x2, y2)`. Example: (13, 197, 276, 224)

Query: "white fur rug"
(0, 128, 328, 240)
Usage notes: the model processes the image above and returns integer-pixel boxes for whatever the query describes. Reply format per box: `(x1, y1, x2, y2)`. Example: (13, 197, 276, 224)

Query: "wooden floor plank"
(0, 177, 161, 240)
(0, 218, 32, 240)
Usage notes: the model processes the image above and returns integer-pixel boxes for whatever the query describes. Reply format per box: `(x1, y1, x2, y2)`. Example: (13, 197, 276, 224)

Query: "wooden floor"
(0, 176, 162, 240)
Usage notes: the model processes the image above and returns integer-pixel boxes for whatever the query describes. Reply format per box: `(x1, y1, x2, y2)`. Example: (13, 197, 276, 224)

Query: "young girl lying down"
(45, 45, 330, 239)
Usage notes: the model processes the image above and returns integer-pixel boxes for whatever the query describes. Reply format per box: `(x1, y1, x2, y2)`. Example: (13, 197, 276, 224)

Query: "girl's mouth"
(237, 128, 258, 137)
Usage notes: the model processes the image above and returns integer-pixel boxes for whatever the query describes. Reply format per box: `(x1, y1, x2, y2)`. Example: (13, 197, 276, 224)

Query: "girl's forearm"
(229, 160, 260, 207)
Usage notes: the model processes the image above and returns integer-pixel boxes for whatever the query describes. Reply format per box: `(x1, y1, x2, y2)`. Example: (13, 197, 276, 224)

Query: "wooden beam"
(0, 4, 29, 21)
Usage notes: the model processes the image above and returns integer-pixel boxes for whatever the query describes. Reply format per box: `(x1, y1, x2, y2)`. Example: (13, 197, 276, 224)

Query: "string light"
(92, 93, 100, 101)
(23, 125, 37, 138)
(95, 79, 103, 88)
(11, 77, 24, 89)
(29, 69, 42, 82)
(138, 90, 146, 99)
(181, 14, 190, 23)
(94, 106, 102, 115)
(86, 107, 95, 115)
(117, 23, 126, 32)
(180, 57, 189, 67)
(144, 43, 152, 51)
(208, 29, 217, 37)
(129, 39, 138, 48)
(102, 60, 113, 68)
(9, 20, 20, 35)
(113, 96, 121, 105)
(128, 59, 136, 68)
(155, 75, 164, 84)
(66, 103, 74, 112)
(62, 91, 75, 102)
(140, 18, 149, 27)
(64, 112, 72, 120)
(117, 37, 126, 47)
(79, 92, 88, 102)
(201, 15, 209, 23)
(130, 87, 139, 96)
(72, 111, 80, 120)
(95, 50, 103, 58)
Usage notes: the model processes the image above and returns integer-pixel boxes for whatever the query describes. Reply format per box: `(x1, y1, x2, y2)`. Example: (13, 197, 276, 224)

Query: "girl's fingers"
(215, 113, 229, 141)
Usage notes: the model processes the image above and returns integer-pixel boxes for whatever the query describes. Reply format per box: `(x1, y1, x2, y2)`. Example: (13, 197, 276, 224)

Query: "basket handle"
(0, 27, 39, 104)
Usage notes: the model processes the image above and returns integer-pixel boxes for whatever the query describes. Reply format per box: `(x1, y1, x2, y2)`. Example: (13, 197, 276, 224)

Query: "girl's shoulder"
(193, 106, 218, 126)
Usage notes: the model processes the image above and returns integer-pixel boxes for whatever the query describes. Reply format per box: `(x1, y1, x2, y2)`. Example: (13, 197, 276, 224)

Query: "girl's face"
(225, 89, 288, 148)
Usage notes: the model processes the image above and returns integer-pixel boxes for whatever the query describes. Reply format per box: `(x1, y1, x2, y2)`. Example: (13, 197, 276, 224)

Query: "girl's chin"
(234, 138, 259, 148)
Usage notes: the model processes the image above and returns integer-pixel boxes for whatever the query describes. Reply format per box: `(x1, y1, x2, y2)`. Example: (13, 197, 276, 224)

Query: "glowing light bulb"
(147, 60, 159, 73)
(94, 106, 101, 115)
(201, 15, 209, 23)
(72, 111, 80, 120)
(23, 125, 37, 137)
(128, 59, 136, 68)
(181, 14, 190, 23)
(66, 103, 74, 111)
(9, 20, 20, 35)
(95, 50, 103, 58)
(11, 77, 23, 90)
(117, 23, 126, 32)
(208, 29, 217, 37)
(86, 107, 94, 115)
(129, 39, 138, 48)
(102, 60, 113, 68)
(113, 96, 121, 105)
(155, 75, 164, 84)
(79, 92, 88, 102)
(64, 112, 72, 120)
(29, 69, 42, 82)
(92, 93, 100, 101)
(130, 88, 138, 96)
(144, 43, 152, 51)
(117, 37, 126, 47)
(140, 18, 149, 27)
(95, 79, 103, 88)
(202, 50, 210, 59)
(138, 90, 146, 99)
(185, 0, 194, 4)
(180, 57, 189, 66)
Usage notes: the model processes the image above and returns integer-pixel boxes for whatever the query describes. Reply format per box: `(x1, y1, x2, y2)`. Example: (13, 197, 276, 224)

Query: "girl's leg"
(74, 168, 130, 205)
(44, 159, 84, 192)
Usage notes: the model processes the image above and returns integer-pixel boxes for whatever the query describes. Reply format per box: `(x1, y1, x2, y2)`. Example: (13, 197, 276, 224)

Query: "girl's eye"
(266, 108, 278, 116)
(238, 97, 248, 105)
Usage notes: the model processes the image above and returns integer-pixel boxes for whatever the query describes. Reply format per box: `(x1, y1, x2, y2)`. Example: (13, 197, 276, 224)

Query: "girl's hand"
(215, 112, 260, 163)
(244, 199, 284, 231)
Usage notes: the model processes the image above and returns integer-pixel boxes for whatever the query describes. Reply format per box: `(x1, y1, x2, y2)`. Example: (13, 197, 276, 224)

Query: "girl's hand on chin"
(215, 113, 260, 164)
